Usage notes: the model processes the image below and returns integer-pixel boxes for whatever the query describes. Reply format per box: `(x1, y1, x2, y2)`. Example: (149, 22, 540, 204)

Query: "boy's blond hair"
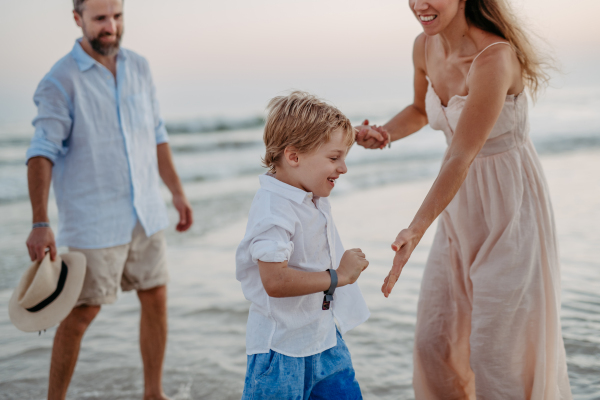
(262, 91, 355, 173)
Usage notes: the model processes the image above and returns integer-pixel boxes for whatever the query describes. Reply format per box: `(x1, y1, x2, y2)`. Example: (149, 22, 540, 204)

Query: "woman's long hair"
(465, 0, 554, 101)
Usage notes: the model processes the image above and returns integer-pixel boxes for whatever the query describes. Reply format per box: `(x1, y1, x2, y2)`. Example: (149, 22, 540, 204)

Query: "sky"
(1, 0, 599, 126)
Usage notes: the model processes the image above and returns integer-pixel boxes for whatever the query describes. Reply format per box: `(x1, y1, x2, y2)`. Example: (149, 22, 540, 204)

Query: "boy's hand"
(337, 248, 369, 286)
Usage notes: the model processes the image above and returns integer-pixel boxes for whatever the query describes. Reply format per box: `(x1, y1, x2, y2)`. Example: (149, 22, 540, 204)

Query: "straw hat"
(9, 252, 86, 332)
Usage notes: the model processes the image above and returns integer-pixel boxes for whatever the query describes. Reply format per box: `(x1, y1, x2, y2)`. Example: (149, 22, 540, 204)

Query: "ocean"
(0, 86, 599, 398)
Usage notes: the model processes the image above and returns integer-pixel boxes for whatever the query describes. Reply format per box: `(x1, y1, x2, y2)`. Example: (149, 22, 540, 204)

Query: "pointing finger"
(381, 274, 389, 294)
(384, 251, 408, 296)
(384, 271, 400, 297)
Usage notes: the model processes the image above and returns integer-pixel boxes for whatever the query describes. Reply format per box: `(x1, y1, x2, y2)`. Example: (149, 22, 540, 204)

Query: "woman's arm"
(381, 44, 519, 297)
(356, 34, 429, 149)
(384, 34, 429, 142)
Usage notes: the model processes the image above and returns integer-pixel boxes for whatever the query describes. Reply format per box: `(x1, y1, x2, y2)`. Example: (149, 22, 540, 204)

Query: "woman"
(356, 0, 572, 398)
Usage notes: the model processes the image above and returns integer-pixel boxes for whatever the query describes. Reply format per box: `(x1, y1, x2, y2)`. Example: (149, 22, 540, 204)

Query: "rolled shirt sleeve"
(250, 225, 295, 263)
(154, 115, 169, 145)
(146, 60, 169, 145)
(152, 95, 169, 145)
(26, 78, 73, 164)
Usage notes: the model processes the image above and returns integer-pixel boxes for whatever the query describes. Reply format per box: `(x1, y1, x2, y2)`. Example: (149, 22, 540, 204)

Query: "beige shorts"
(69, 223, 169, 306)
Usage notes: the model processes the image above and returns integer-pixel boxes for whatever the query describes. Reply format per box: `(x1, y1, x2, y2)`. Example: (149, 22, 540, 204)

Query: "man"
(25, 1, 192, 399)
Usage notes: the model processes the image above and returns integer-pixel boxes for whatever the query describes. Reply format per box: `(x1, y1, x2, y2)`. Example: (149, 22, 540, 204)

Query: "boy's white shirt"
(236, 173, 370, 357)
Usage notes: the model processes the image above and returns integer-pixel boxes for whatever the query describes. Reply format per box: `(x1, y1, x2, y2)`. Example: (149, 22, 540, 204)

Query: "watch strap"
(322, 269, 338, 310)
(324, 268, 338, 301)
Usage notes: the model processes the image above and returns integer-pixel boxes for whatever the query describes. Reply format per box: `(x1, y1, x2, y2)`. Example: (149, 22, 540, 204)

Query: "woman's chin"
(422, 26, 442, 36)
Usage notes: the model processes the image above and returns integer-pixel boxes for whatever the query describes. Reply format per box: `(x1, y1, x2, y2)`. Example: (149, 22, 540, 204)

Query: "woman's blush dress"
(413, 45, 572, 399)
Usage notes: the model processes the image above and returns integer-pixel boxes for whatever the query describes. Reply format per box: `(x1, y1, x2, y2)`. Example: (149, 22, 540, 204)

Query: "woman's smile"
(418, 14, 438, 25)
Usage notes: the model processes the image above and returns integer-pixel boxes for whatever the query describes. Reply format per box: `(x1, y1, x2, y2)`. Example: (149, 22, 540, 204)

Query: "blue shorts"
(242, 329, 362, 400)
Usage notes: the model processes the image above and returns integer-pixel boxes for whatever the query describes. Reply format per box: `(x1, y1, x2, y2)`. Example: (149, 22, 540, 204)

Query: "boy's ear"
(283, 146, 300, 168)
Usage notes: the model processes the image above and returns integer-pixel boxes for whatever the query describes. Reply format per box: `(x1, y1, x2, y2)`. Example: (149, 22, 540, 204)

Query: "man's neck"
(80, 38, 118, 77)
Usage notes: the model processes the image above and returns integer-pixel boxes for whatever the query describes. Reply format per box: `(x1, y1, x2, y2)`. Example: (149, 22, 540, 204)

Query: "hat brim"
(8, 252, 87, 332)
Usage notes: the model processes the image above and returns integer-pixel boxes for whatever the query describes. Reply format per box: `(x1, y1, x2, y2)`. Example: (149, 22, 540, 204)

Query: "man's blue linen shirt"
(26, 39, 170, 249)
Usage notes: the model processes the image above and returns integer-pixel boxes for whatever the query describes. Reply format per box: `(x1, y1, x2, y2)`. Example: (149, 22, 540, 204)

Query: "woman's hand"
(355, 119, 390, 149)
(381, 228, 422, 297)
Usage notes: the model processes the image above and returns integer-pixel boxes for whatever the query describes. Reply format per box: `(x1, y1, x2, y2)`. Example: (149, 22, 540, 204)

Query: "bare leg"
(48, 305, 101, 400)
(138, 285, 169, 400)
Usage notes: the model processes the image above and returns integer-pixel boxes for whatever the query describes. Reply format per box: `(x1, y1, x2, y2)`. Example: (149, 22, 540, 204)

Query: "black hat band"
(26, 261, 68, 313)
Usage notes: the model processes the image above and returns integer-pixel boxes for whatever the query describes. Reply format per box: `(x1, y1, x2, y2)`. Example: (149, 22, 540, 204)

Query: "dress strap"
(466, 42, 512, 83)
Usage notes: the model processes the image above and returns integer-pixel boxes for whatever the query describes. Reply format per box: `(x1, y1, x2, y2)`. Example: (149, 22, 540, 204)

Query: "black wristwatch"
(322, 269, 338, 310)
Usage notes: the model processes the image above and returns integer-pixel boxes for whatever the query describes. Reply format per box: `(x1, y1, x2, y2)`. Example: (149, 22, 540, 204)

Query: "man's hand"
(337, 248, 369, 286)
(172, 193, 193, 232)
(355, 119, 390, 149)
(157, 143, 194, 232)
(26, 227, 57, 262)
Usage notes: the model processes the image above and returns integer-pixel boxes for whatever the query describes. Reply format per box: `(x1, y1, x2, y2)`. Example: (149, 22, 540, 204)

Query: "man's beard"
(87, 28, 123, 57)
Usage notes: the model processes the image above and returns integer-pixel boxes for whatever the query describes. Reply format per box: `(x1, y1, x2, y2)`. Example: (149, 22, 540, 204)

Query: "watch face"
(322, 296, 331, 310)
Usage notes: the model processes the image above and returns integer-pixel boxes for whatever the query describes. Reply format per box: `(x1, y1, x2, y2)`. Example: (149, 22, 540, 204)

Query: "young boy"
(236, 91, 370, 399)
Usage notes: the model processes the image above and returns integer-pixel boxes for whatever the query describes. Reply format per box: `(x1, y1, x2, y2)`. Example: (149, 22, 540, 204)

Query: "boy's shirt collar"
(259, 173, 317, 205)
